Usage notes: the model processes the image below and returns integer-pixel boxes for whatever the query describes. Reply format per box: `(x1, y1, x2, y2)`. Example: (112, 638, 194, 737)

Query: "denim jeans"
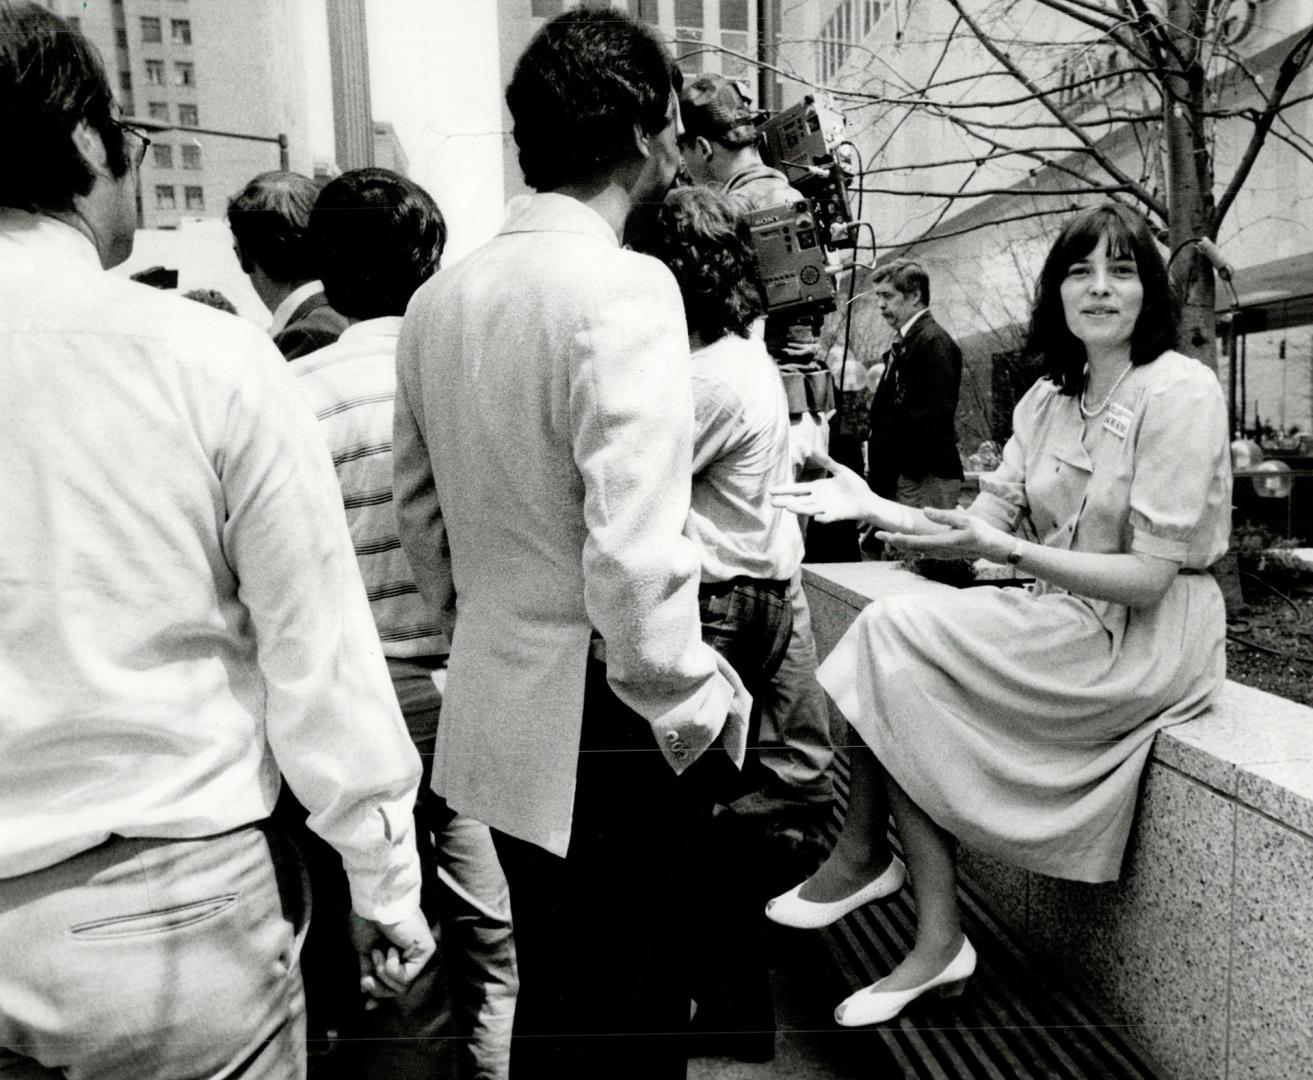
(0, 825, 307, 1080)
(755, 571, 836, 803)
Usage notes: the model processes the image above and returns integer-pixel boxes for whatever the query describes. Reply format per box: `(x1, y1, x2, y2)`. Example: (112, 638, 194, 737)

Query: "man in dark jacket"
(866, 259, 964, 508)
(228, 170, 348, 360)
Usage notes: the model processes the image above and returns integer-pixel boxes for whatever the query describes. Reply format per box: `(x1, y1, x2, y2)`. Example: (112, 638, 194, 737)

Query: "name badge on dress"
(1103, 402, 1133, 439)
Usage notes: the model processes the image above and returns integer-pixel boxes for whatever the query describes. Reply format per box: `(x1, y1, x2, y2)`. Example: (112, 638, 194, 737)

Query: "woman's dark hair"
(1027, 202, 1177, 395)
(310, 167, 446, 320)
(506, 7, 679, 192)
(227, 171, 323, 284)
(626, 185, 765, 345)
(0, 1, 131, 212)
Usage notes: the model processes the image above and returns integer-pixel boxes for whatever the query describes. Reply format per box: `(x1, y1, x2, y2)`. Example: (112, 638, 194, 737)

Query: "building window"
(676, 0, 703, 21)
(529, 0, 561, 17)
(116, 28, 129, 48)
(144, 60, 164, 85)
(721, 31, 750, 76)
(155, 185, 176, 210)
(627, 0, 658, 22)
(152, 143, 173, 169)
(171, 19, 191, 44)
(178, 104, 199, 127)
(720, 0, 748, 31)
(184, 186, 204, 211)
(119, 70, 133, 91)
(675, 27, 704, 75)
(174, 62, 195, 87)
(181, 144, 201, 169)
(140, 16, 162, 43)
(148, 101, 170, 121)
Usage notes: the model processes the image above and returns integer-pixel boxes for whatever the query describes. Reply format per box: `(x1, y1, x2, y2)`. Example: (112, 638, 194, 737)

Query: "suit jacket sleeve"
(393, 315, 456, 638)
(568, 256, 750, 773)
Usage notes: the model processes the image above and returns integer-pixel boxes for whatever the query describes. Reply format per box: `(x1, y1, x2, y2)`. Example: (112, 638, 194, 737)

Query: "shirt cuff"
(1130, 528, 1190, 562)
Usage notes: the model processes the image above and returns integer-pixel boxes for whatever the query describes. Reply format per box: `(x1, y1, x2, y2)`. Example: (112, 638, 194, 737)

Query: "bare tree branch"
(943, 0, 1168, 217)
(856, 183, 1134, 197)
(889, 204, 1086, 252)
(1216, 22, 1313, 227)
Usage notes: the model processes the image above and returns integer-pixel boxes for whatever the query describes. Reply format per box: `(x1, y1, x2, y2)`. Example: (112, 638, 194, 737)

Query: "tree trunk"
(1163, 0, 1219, 370)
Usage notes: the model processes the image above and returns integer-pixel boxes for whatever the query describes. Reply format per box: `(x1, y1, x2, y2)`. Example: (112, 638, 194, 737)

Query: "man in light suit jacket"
(228, 170, 347, 360)
(394, 9, 749, 1078)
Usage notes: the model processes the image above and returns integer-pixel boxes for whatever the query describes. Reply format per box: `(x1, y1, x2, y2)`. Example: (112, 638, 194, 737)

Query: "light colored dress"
(819, 350, 1232, 882)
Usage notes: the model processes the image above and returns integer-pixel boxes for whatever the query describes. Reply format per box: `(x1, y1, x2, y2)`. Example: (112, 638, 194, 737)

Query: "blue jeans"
(0, 825, 307, 1080)
(755, 572, 836, 803)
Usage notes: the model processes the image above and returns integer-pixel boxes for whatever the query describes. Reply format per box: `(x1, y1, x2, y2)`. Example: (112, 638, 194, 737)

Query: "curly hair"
(626, 185, 764, 345)
(1027, 202, 1177, 395)
(506, 7, 679, 192)
(0, 1, 131, 212)
(310, 167, 446, 320)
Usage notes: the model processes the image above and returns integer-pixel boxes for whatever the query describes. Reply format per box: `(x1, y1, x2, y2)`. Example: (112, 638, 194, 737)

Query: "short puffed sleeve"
(1128, 360, 1230, 563)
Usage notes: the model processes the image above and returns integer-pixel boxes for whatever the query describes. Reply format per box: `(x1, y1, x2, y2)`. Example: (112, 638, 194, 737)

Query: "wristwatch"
(1005, 540, 1025, 567)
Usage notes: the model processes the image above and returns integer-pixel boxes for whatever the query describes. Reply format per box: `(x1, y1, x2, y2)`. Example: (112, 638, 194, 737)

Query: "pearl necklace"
(1079, 361, 1132, 418)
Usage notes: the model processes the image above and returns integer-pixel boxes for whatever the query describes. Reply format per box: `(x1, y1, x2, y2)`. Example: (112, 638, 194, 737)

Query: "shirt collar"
(497, 192, 620, 247)
(337, 315, 403, 344)
(0, 209, 102, 270)
(899, 307, 929, 339)
(270, 279, 325, 336)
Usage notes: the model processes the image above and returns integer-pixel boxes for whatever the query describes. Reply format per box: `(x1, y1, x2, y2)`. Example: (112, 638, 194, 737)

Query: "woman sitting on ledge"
(767, 202, 1231, 1027)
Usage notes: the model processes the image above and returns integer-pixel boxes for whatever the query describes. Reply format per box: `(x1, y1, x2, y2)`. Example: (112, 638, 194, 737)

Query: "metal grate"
(814, 757, 1168, 1080)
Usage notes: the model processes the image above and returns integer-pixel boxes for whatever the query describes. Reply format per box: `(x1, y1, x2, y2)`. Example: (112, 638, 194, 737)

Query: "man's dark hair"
(872, 259, 930, 306)
(626, 185, 764, 345)
(506, 7, 679, 192)
(309, 168, 446, 321)
(1027, 202, 1177, 396)
(227, 171, 323, 284)
(0, 1, 132, 212)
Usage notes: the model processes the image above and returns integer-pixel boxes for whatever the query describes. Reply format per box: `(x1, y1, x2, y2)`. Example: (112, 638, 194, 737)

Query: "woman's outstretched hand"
(770, 451, 877, 523)
(877, 506, 1010, 563)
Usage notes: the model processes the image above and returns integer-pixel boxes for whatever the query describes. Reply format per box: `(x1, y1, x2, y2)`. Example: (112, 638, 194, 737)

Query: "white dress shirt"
(269, 279, 326, 336)
(0, 213, 421, 922)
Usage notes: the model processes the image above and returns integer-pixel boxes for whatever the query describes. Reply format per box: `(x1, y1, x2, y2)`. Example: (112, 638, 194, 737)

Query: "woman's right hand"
(770, 451, 880, 523)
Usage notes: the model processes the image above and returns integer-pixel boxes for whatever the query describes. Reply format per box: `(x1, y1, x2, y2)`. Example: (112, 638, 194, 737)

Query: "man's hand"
(348, 909, 435, 1005)
(771, 451, 878, 524)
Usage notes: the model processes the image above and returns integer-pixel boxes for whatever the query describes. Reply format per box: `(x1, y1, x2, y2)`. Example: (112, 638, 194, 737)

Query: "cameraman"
(677, 75, 838, 866)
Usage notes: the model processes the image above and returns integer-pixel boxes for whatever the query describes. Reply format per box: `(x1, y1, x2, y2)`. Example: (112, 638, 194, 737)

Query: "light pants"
(0, 825, 306, 1080)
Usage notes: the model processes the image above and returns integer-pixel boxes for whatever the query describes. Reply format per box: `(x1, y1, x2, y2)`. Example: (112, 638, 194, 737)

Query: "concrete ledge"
(803, 561, 1313, 1080)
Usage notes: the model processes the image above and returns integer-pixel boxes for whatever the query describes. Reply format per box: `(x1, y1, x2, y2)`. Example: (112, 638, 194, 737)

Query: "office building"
(42, 0, 317, 229)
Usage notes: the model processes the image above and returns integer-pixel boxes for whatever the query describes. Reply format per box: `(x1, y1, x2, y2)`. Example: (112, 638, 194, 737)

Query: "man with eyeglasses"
(0, 6, 434, 1078)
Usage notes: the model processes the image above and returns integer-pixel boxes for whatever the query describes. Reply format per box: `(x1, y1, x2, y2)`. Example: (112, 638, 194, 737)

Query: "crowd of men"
(0, 3, 963, 1078)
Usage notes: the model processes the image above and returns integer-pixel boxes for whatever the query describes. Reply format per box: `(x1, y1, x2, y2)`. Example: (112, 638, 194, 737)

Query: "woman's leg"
(874, 767, 965, 992)
(796, 741, 895, 902)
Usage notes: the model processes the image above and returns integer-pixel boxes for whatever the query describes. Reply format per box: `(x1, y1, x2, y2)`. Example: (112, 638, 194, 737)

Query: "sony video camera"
(745, 96, 856, 320)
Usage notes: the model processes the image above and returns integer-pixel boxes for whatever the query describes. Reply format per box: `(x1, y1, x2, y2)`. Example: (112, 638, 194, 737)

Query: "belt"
(698, 576, 792, 598)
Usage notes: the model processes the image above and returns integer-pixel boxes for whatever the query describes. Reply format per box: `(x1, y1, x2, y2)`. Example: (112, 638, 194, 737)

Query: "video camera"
(745, 96, 856, 320)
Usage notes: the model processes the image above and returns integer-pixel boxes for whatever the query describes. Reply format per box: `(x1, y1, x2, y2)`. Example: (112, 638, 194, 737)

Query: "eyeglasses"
(109, 117, 152, 169)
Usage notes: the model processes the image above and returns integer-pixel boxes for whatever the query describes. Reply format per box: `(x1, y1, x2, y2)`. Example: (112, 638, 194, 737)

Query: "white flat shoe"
(764, 855, 905, 929)
(834, 936, 977, 1027)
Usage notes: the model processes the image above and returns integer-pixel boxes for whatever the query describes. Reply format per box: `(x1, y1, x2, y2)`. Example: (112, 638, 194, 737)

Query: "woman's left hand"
(877, 507, 1012, 563)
